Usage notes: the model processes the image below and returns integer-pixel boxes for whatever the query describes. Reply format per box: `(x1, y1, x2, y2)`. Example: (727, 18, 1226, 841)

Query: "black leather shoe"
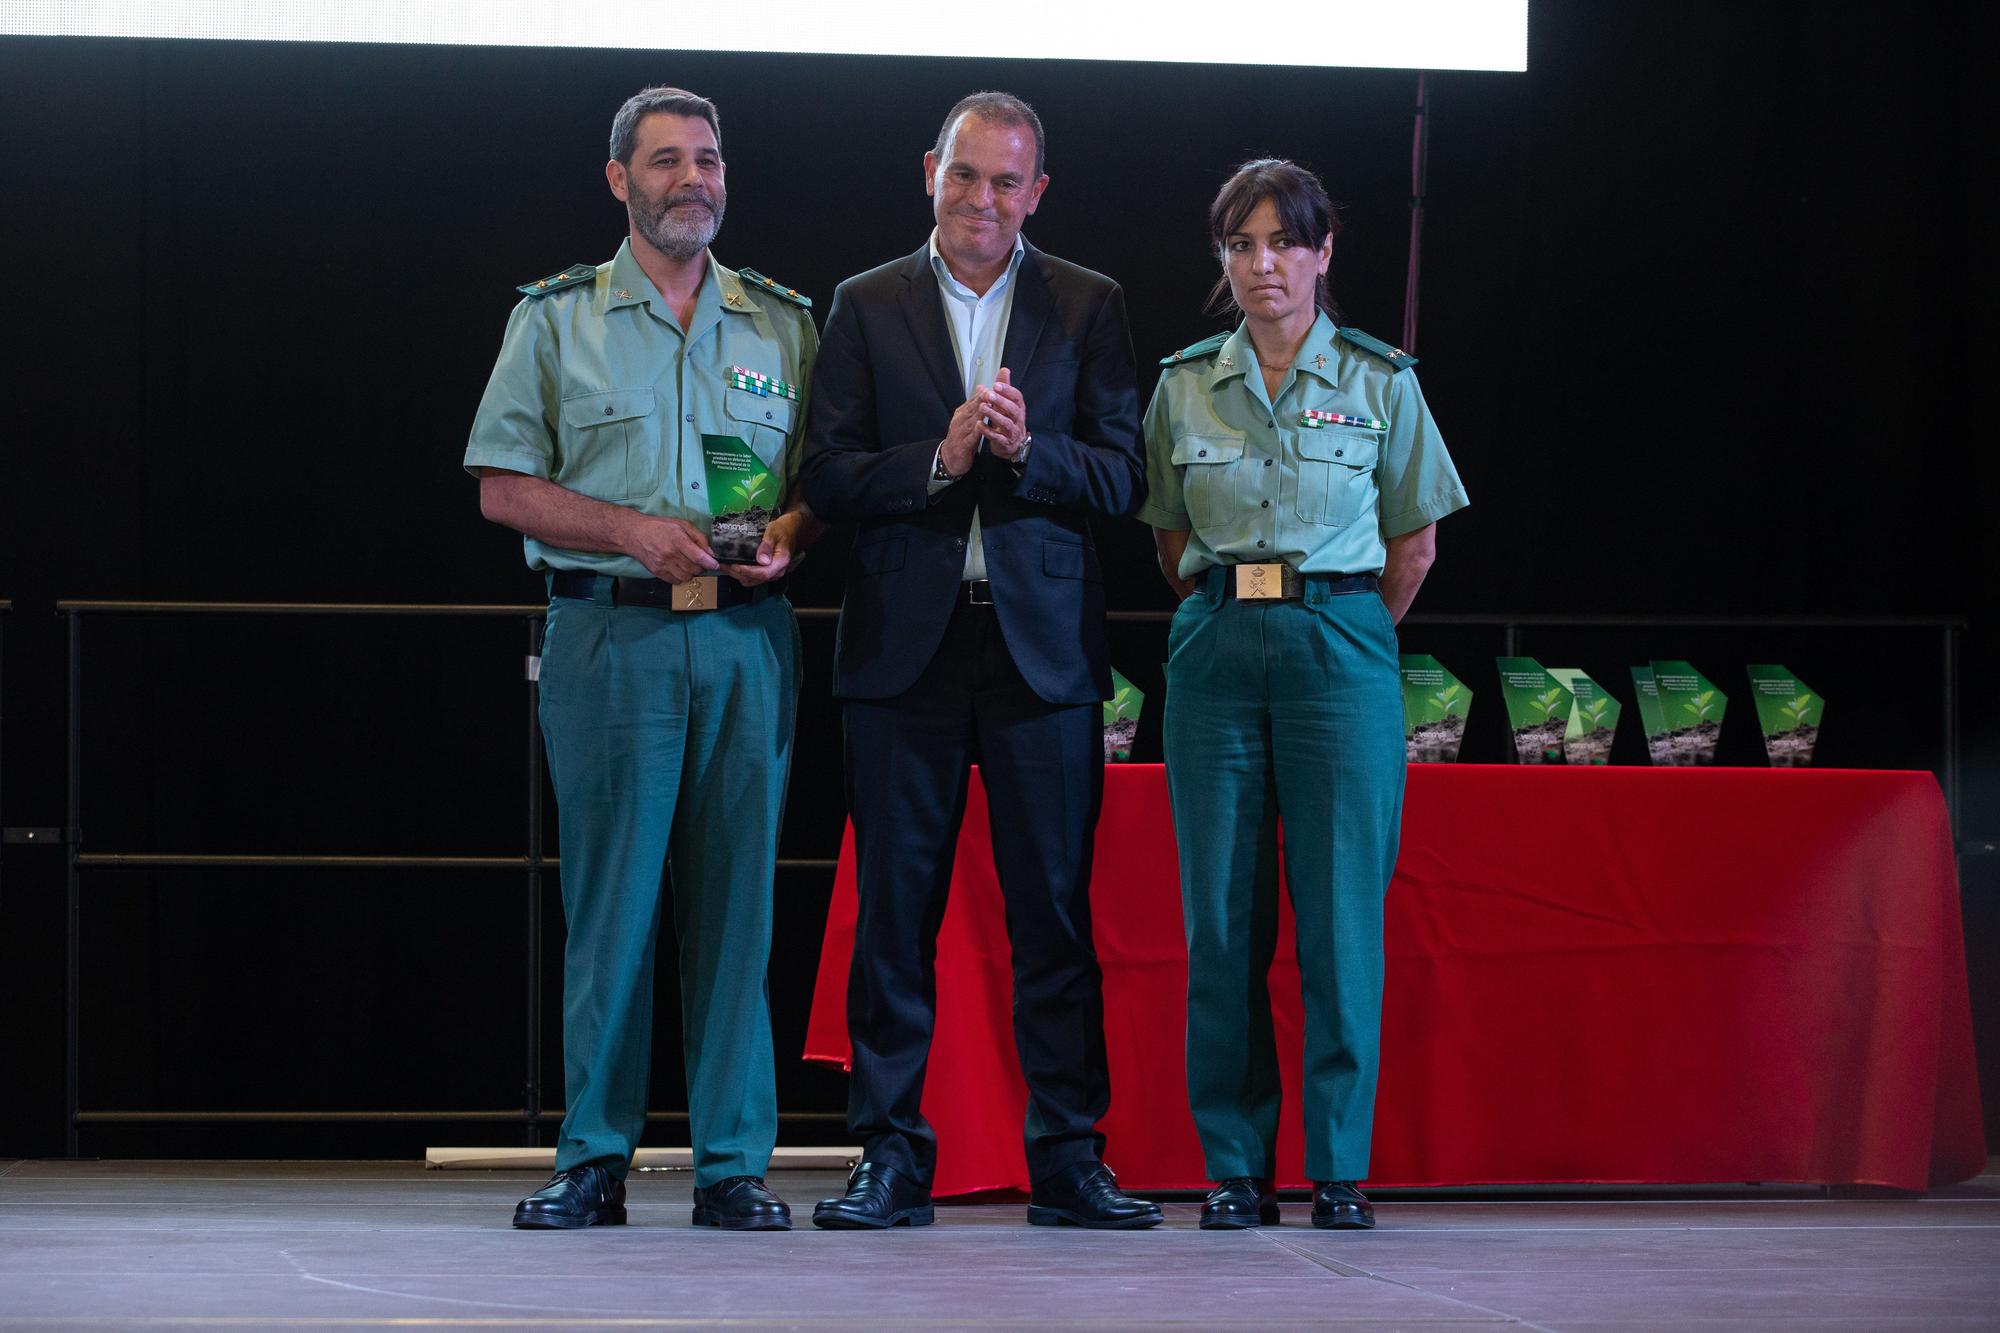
(1200, 1177, 1278, 1229)
(811, 1161, 934, 1229)
(1311, 1180, 1375, 1230)
(1027, 1162, 1164, 1229)
(692, 1175, 791, 1231)
(512, 1165, 627, 1229)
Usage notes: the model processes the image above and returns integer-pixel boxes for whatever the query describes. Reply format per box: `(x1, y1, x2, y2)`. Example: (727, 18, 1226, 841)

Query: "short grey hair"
(608, 86, 721, 165)
(933, 91, 1045, 179)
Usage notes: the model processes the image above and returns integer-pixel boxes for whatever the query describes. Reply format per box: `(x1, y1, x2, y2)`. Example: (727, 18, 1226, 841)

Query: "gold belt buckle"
(670, 576, 719, 611)
(1232, 562, 1299, 601)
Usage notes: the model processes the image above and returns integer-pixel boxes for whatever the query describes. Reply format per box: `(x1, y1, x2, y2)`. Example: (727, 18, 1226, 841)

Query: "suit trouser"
(1162, 571, 1405, 1183)
(539, 581, 798, 1186)
(842, 598, 1110, 1187)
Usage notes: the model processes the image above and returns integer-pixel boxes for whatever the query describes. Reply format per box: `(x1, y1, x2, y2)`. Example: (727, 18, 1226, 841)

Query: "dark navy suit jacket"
(800, 241, 1145, 705)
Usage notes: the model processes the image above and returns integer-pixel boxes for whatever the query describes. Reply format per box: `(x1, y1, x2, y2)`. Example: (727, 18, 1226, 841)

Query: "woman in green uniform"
(1136, 160, 1469, 1231)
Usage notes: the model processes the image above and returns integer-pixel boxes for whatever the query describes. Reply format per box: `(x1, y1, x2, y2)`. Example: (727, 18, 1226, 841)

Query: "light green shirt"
(1138, 314, 1468, 578)
(463, 239, 819, 577)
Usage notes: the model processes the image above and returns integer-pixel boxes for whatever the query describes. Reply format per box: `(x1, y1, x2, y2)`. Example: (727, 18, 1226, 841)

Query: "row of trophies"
(1402, 658, 1825, 766)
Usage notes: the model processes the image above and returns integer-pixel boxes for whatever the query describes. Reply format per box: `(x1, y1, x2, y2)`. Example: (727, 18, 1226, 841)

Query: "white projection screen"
(1, 1, 1528, 70)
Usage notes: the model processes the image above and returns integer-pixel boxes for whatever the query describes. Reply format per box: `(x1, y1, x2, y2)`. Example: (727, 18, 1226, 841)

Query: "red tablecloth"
(805, 765, 1984, 1195)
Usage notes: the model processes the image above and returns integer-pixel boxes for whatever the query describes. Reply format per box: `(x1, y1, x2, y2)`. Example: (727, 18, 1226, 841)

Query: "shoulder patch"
(737, 267, 813, 309)
(1335, 327, 1419, 372)
(1159, 332, 1229, 366)
(516, 264, 598, 298)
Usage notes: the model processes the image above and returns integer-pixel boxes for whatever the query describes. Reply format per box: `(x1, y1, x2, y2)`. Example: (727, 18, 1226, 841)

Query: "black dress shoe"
(512, 1164, 627, 1229)
(1027, 1162, 1164, 1230)
(1311, 1180, 1375, 1230)
(692, 1176, 791, 1231)
(1200, 1177, 1278, 1230)
(811, 1161, 934, 1229)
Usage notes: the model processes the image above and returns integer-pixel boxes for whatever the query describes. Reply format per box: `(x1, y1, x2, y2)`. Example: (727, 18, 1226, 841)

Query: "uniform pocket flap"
(1171, 433, 1245, 465)
(726, 387, 797, 435)
(561, 388, 656, 429)
(1042, 539, 1102, 582)
(1296, 431, 1378, 467)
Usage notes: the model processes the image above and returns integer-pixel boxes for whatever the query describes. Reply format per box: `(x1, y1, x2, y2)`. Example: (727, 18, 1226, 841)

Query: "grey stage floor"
(2, 1161, 1998, 1330)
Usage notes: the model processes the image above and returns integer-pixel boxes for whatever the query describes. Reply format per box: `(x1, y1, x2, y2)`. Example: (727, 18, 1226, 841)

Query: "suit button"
(953, 538, 966, 551)
(1197, 449, 1207, 458)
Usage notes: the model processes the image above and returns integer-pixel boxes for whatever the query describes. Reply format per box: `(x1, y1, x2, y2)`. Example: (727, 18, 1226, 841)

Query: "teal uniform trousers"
(1162, 566, 1406, 1183)
(538, 579, 799, 1185)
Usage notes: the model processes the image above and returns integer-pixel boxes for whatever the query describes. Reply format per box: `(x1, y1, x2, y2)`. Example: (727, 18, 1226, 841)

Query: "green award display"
(1400, 655, 1471, 763)
(1649, 660, 1727, 765)
(1496, 657, 1572, 764)
(700, 434, 780, 563)
(1548, 668, 1620, 765)
(1103, 668, 1143, 762)
(1746, 664, 1824, 767)
(1630, 666, 1674, 765)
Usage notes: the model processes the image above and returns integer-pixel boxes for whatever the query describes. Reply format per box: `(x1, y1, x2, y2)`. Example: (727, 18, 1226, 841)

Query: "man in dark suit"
(800, 91, 1158, 1230)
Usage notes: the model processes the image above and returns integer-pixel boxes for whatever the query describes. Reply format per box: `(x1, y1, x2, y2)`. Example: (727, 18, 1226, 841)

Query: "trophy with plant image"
(1649, 660, 1727, 765)
(1496, 657, 1572, 764)
(1746, 664, 1825, 767)
(1401, 655, 1472, 763)
(701, 434, 781, 564)
(1548, 667, 1621, 765)
(1103, 668, 1144, 762)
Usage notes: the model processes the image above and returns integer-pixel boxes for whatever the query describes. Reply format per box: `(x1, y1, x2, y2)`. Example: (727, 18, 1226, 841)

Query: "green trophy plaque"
(1548, 667, 1620, 765)
(1103, 668, 1144, 762)
(1400, 655, 1471, 763)
(701, 434, 780, 564)
(1631, 666, 1674, 765)
(1650, 660, 1726, 765)
(1746, 664, 1824, 767)
(1496, 657, 1572, 764)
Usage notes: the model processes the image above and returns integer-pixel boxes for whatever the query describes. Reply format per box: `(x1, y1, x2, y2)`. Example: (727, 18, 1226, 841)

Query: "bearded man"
(464, 85, 820, 1232)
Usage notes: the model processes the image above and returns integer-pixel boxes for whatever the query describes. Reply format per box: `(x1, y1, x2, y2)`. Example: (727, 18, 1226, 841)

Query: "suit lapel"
(1000, 242, 1049, 381)
(897, 248, 969, 411)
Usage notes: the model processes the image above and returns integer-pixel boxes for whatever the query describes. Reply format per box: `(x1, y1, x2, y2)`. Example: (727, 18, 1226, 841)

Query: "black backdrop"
(2, 1, 1994, 1159)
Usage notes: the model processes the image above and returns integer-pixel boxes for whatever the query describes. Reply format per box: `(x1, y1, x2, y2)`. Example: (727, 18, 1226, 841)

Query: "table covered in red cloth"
(804, 765, 1984, 1195)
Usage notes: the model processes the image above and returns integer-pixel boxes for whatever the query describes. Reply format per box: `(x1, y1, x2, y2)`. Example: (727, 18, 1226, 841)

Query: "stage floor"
(3, 1161, 1998, 1329)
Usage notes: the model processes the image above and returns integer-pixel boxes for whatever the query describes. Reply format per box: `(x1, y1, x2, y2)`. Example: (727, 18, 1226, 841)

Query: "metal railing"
(54, 599, 842, 1157)
(50, 600, 1967, 1155)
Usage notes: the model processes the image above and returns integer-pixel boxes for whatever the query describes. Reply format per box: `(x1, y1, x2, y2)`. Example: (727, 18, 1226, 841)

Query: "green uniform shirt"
(1138, 313, 1468, 578)
(464, 239, 818, 578)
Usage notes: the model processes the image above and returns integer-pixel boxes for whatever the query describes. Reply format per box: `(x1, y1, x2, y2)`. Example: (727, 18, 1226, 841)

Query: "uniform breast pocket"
(724, 387, 796, 473)
(1293, 431, 1379, 528)
(558, 388, 659, 502)
(1170, 433, 1246, 527)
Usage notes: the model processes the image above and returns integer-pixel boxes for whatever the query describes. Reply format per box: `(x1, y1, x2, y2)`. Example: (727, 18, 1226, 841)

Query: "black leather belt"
(960, 579, 994, 606)
(548, 570, 782, 610)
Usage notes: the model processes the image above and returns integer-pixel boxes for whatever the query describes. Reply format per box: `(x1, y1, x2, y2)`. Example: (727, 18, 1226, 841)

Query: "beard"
(634, 185, 725, 261)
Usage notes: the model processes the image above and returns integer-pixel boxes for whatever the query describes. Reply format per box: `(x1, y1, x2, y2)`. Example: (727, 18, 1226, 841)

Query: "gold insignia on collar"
(1314, 353, 1327, 369)
(613, 288, 631, 299)
(1218, 356, 1234, 369)
(726, 292, 745, 307)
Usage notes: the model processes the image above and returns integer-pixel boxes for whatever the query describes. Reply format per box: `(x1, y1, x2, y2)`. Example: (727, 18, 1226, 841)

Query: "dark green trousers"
(1162, 570, 1405, 1182)
(539, 579, 797, 1185)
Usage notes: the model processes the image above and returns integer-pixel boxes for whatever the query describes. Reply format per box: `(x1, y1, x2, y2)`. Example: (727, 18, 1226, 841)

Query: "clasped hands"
(938, 366, 1030, 479)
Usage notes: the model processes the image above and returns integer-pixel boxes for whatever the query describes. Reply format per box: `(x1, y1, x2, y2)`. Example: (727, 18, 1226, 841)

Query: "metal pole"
(1943, 624, 1959, 839)
(1402, 71, 1430, 355)
(524, 615, 545, 1147)
(64, 610, 81, 1158)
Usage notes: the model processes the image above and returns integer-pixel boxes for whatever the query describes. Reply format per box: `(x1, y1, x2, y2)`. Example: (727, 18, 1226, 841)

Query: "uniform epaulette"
(738, 268, 812, 309)
(516, 264, 598, 298)
(1335, 327, 1418, 372)
(1160, 332, 1229, 366)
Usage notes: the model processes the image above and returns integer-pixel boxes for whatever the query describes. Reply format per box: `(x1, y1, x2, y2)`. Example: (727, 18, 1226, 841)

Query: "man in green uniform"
(464, 85, 820, 1232)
